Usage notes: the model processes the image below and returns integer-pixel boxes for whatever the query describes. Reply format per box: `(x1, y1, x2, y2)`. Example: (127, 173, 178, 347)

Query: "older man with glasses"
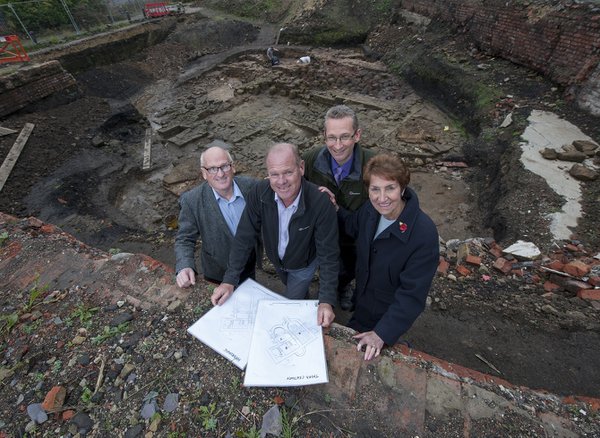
(175, 146, 257, 288)
(302, 105, 376, 311)
(211, 143, 339, 327)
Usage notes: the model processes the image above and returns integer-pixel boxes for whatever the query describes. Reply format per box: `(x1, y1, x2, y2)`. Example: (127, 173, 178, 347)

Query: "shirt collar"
(212, 180, 242, 202)
(274, 188, 302, 210)
(330, 154, 354, 174)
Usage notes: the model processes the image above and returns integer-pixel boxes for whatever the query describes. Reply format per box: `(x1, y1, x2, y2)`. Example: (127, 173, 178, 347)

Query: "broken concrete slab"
(503, 240, 541, 260)
(519, 110, 597, 241)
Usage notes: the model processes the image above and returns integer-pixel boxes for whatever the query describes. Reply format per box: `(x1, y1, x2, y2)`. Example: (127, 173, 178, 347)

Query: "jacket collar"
(368, 187, 420, 242)
(314, 143, 365, 180)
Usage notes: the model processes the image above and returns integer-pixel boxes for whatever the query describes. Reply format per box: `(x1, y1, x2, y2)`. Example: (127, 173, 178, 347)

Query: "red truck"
(144, 3, 168, 18)
(144, 2, 184, 18)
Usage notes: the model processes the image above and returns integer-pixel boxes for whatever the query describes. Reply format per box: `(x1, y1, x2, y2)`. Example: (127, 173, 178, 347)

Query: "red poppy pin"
(399, 222, 408, 233)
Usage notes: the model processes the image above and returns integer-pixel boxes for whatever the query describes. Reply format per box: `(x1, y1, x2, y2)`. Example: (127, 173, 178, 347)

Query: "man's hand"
(211, 283, 235, 306)
(318, 186, 338, 210)
(353, 331, 384, 361)
(176, 268, 196, 288)
(317, 303, 335, 327)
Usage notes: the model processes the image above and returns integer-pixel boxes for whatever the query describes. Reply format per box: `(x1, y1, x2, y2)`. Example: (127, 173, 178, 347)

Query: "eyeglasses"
(202, 162, 232, 175)
(325, 132, 356, 145)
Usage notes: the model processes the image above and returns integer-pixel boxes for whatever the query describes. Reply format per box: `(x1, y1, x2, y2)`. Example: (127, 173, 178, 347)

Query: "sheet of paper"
(187, 278, 285, 369)
(244, 300, 328, 387)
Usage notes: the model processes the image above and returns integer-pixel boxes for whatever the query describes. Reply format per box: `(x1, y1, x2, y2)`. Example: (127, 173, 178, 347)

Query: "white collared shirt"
(275, 189, 302, 260)
(212, 181, 245, 235)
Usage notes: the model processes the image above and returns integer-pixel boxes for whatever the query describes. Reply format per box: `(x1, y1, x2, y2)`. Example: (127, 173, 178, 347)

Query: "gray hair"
(200, 146, 233, 167)
(324, 105, 359, 132)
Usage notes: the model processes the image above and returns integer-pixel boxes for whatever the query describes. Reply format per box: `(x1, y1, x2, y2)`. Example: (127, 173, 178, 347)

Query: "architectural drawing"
(187, 278, 284, 369)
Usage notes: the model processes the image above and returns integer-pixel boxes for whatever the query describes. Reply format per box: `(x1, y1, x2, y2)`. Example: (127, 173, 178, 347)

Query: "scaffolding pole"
(7, 3, 33, 42)
(59, 0, 80, 34)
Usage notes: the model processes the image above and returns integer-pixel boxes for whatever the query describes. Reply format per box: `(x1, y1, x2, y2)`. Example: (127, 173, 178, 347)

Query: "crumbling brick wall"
(399, 0, 600, 115)
(0, 61, 78, 118)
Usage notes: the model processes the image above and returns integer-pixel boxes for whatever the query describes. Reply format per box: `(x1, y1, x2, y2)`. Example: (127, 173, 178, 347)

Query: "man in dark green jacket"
(302, 105, 376, 310)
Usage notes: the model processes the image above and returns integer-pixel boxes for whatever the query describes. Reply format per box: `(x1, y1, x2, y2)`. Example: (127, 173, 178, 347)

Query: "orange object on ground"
(0, 35, 30, 64)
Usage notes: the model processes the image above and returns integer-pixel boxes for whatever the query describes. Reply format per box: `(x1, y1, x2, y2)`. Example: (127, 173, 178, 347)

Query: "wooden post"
(0, 123, 34, 192)
(143, 127, 152, 170)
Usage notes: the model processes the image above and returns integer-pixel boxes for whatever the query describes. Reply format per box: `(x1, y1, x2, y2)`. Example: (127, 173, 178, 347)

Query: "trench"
(13, 11, 481, 267)
(3, 9, 600, 399)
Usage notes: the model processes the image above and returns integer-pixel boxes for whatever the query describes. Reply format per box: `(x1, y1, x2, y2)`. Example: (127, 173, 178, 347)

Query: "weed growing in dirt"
(80, 386, 93, 404)
(0, 231, 8, 246)
(22, 319, 42, 335)
(68, 304, 99, 327)
(197, 402, 221, 431)
(0, 313, 18, 336)
(281, 407, 297, 438)
(91, 322, 130, 344)
(230, 375, 241, 392)
(0, 277, 48, 336)
(24, 277, 48, 313)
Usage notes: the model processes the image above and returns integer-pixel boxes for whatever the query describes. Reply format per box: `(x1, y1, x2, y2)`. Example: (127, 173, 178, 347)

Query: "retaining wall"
(0, 61, 78, 118)
(399, 0, 600, 115)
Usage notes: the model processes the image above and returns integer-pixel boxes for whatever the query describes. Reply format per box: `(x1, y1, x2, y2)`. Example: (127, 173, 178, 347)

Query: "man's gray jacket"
(222, 178, 339, 306)
(175, 176, 257, 282)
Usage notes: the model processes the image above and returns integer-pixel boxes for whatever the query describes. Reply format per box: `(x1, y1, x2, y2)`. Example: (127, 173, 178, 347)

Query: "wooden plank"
(143, 127, 152, 170)
(0, 126, 18, 137)
(0, 123, 34, 192)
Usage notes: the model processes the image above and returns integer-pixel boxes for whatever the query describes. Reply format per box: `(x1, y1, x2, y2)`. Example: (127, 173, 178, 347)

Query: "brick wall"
(0, 61, 77, 118)
(399, 0, 600, 115)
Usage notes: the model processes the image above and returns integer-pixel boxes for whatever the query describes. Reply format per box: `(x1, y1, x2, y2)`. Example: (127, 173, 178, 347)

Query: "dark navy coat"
(339, 187, 439, 345)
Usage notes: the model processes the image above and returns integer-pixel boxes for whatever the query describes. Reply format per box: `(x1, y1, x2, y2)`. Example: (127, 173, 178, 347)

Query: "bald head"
(266, 143, 305, 207)
(265, 143, 301, 168)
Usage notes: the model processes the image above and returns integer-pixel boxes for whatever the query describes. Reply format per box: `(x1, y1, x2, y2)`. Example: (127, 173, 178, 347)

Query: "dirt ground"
(1, 8, 600, 436)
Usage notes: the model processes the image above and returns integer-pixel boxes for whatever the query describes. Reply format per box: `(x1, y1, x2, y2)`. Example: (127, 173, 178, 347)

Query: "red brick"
(545, 259, 565, 272)
(493, 257, 513, 274)
(543, 281, 560, 292)
(456, 264, 472, 277)
(465, 254, 481, 266)
(511, 268, 524, 277)
(488, 242, 503, 258)
(563, 260, 591, 277)
(40, 224, 56, 234)
(589, 276, 600, 287)
(42, 386, 66, 412)
(577, 290, 600, 301)
(565, 243, 580, 253)
(437, 257, 449, 275)
(62, 410, 75, 421)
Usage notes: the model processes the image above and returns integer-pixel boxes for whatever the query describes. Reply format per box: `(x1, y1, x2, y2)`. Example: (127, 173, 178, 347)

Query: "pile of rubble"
(438, 237, 600, 308)
(540, 139, 599, 181)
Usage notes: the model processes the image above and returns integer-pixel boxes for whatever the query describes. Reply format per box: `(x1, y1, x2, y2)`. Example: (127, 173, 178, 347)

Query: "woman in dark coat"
(338, 154, 439, 360)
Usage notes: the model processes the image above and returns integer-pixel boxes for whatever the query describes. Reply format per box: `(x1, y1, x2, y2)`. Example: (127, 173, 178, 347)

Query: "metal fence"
(0, 0, 149, 49)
